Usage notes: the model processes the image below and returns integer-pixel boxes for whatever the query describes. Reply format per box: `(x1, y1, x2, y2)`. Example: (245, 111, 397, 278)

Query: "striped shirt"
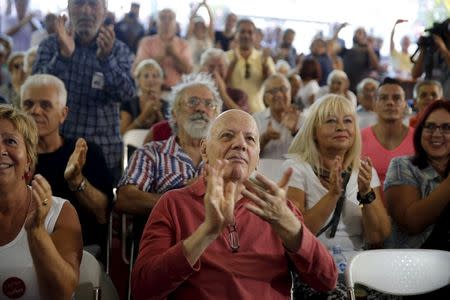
(33, 35, 136, 171)
(118, 135, 203, 193)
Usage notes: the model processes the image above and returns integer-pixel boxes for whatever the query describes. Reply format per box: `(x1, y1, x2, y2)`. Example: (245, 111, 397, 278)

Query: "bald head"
(202, 109, 260, 182)
(207, 109, 259, 142)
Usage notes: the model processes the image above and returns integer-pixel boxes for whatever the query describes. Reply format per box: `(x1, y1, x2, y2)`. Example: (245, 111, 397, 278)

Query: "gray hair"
(326, 69, 348, 86)
(356, 77, 380, 95)
(199, 48, 229, 68)
(20, 74, 68, 107)
(275, 59, 291, 74)
(413, 80, 443, 99)
(133, 58, 164, 80)
(170, 72, 223, 117)
(6, 51, 25, 72)
(263, 73, 291, 94)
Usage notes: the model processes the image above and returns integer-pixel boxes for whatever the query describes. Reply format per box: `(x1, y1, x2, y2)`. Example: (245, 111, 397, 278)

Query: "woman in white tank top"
(0, 105, 82, 300)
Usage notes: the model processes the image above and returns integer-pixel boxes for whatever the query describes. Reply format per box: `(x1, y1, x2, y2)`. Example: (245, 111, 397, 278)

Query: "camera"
(417, 18, 449, 49)
(411, 18, 449, 79)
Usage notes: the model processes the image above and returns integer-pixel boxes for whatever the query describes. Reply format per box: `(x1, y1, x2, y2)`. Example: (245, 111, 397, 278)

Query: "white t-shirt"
(282, 158, 380, 261)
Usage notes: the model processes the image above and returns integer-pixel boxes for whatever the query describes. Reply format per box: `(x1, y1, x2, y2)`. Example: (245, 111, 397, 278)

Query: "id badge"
(91, 72, 105, 89)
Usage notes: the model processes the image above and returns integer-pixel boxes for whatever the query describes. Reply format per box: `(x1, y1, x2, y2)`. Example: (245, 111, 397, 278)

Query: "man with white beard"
(116, 73, 222, 248)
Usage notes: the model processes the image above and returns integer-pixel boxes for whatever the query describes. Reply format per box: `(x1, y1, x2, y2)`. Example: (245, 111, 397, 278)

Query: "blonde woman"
(282, 94, 391, 298)
(120, 59, 170, 134)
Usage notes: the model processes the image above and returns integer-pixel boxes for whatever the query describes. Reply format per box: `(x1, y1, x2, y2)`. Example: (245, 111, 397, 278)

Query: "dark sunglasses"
(245, 62, 251, 79)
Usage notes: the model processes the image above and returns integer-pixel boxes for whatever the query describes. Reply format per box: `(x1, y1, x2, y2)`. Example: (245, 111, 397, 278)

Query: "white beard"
(183, 119, 209, 139)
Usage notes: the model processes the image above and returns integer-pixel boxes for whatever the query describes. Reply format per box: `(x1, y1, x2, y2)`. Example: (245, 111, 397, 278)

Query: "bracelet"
(69, 178, 87, 192)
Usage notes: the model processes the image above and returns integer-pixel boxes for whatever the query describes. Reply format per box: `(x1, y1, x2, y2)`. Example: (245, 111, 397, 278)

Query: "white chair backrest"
(345, 249, 450, 298)
(255, 158, 285, 182)
(75, 250, 119, 300)
(122, 129, 148, 170)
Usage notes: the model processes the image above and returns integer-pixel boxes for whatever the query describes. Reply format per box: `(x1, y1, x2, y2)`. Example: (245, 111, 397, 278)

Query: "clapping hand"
(64, 138, 87, 190)
(25, 175, 53, 231)
(281, 106, 300, 134)
(358, 157, 373, 195)
(243, 168, 302, 251)
(97, 24, 115, 59)
(327, 156, 344, 197)
(55, 15, 75, 58)
(262, 121, 281, 144)
(203, 160, 237, 236)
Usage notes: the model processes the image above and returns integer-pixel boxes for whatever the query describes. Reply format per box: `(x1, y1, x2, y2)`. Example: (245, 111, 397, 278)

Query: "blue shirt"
(33, 35, 136, 171)
(384, 156, 442, 248)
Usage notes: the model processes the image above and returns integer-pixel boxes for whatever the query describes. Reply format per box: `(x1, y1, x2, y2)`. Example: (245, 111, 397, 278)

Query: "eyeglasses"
(423, 122, 450, 135)
(266, 86, 289, 95)
(227, 223, 239, 253)
(185, 96, 217, 110)
(245, 62, 251, 79)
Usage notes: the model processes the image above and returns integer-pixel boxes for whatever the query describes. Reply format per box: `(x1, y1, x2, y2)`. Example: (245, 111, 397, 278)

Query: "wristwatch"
(70, 178, 87, 192)
(357, 188, 376, 206)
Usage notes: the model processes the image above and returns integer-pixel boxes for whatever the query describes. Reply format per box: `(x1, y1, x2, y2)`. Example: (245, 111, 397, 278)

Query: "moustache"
(189, 112, 209, 122)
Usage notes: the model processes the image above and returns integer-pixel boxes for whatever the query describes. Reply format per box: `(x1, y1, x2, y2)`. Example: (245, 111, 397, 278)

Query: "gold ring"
(42, 198, 48, 206)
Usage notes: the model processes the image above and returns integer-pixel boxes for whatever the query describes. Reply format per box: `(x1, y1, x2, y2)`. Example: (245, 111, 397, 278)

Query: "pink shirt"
(132, 177, 337, 300)
(134, 36, 192, 87)
(361, 126, 415, 202)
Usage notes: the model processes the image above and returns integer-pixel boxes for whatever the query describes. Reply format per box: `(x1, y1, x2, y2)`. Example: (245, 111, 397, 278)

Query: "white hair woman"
(316, 69, 357, 106)
(282, 94, 391, 298)
(120, 58, 169, 134)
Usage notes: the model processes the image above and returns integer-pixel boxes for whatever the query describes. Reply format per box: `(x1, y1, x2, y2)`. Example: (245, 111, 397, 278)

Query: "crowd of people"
(0, 0, 449, 299)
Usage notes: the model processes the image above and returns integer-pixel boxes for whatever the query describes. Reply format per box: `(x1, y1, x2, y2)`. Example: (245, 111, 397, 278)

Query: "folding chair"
(345, 249, 450, 299)
(75, 250, 119, 300)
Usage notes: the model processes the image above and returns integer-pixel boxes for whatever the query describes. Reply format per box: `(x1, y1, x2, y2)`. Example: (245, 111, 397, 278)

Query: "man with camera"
(411, 18, 450, 99)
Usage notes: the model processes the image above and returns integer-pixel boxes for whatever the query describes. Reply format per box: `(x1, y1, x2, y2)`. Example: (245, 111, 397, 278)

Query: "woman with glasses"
(385, 100, 450, 251)
(282, 94, 391, 299)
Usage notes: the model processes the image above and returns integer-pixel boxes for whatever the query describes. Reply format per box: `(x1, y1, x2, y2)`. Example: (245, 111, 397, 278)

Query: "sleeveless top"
(0, 196, 66, 300)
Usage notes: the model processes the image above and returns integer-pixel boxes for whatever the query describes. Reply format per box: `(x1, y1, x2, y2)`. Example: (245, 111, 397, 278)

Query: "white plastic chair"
(345, 249, 450, 299)
(255, 158, 285, 182)
(75, 250, 119, 300)
(122, 129, 148, 170)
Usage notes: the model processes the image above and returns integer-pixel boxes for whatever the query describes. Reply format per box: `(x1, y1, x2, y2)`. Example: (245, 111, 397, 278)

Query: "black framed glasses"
(245, 62, 251, 79)
(423, 122, 450, 135)
(227, 223, 239, 253)
(185, 96, 217, 110)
